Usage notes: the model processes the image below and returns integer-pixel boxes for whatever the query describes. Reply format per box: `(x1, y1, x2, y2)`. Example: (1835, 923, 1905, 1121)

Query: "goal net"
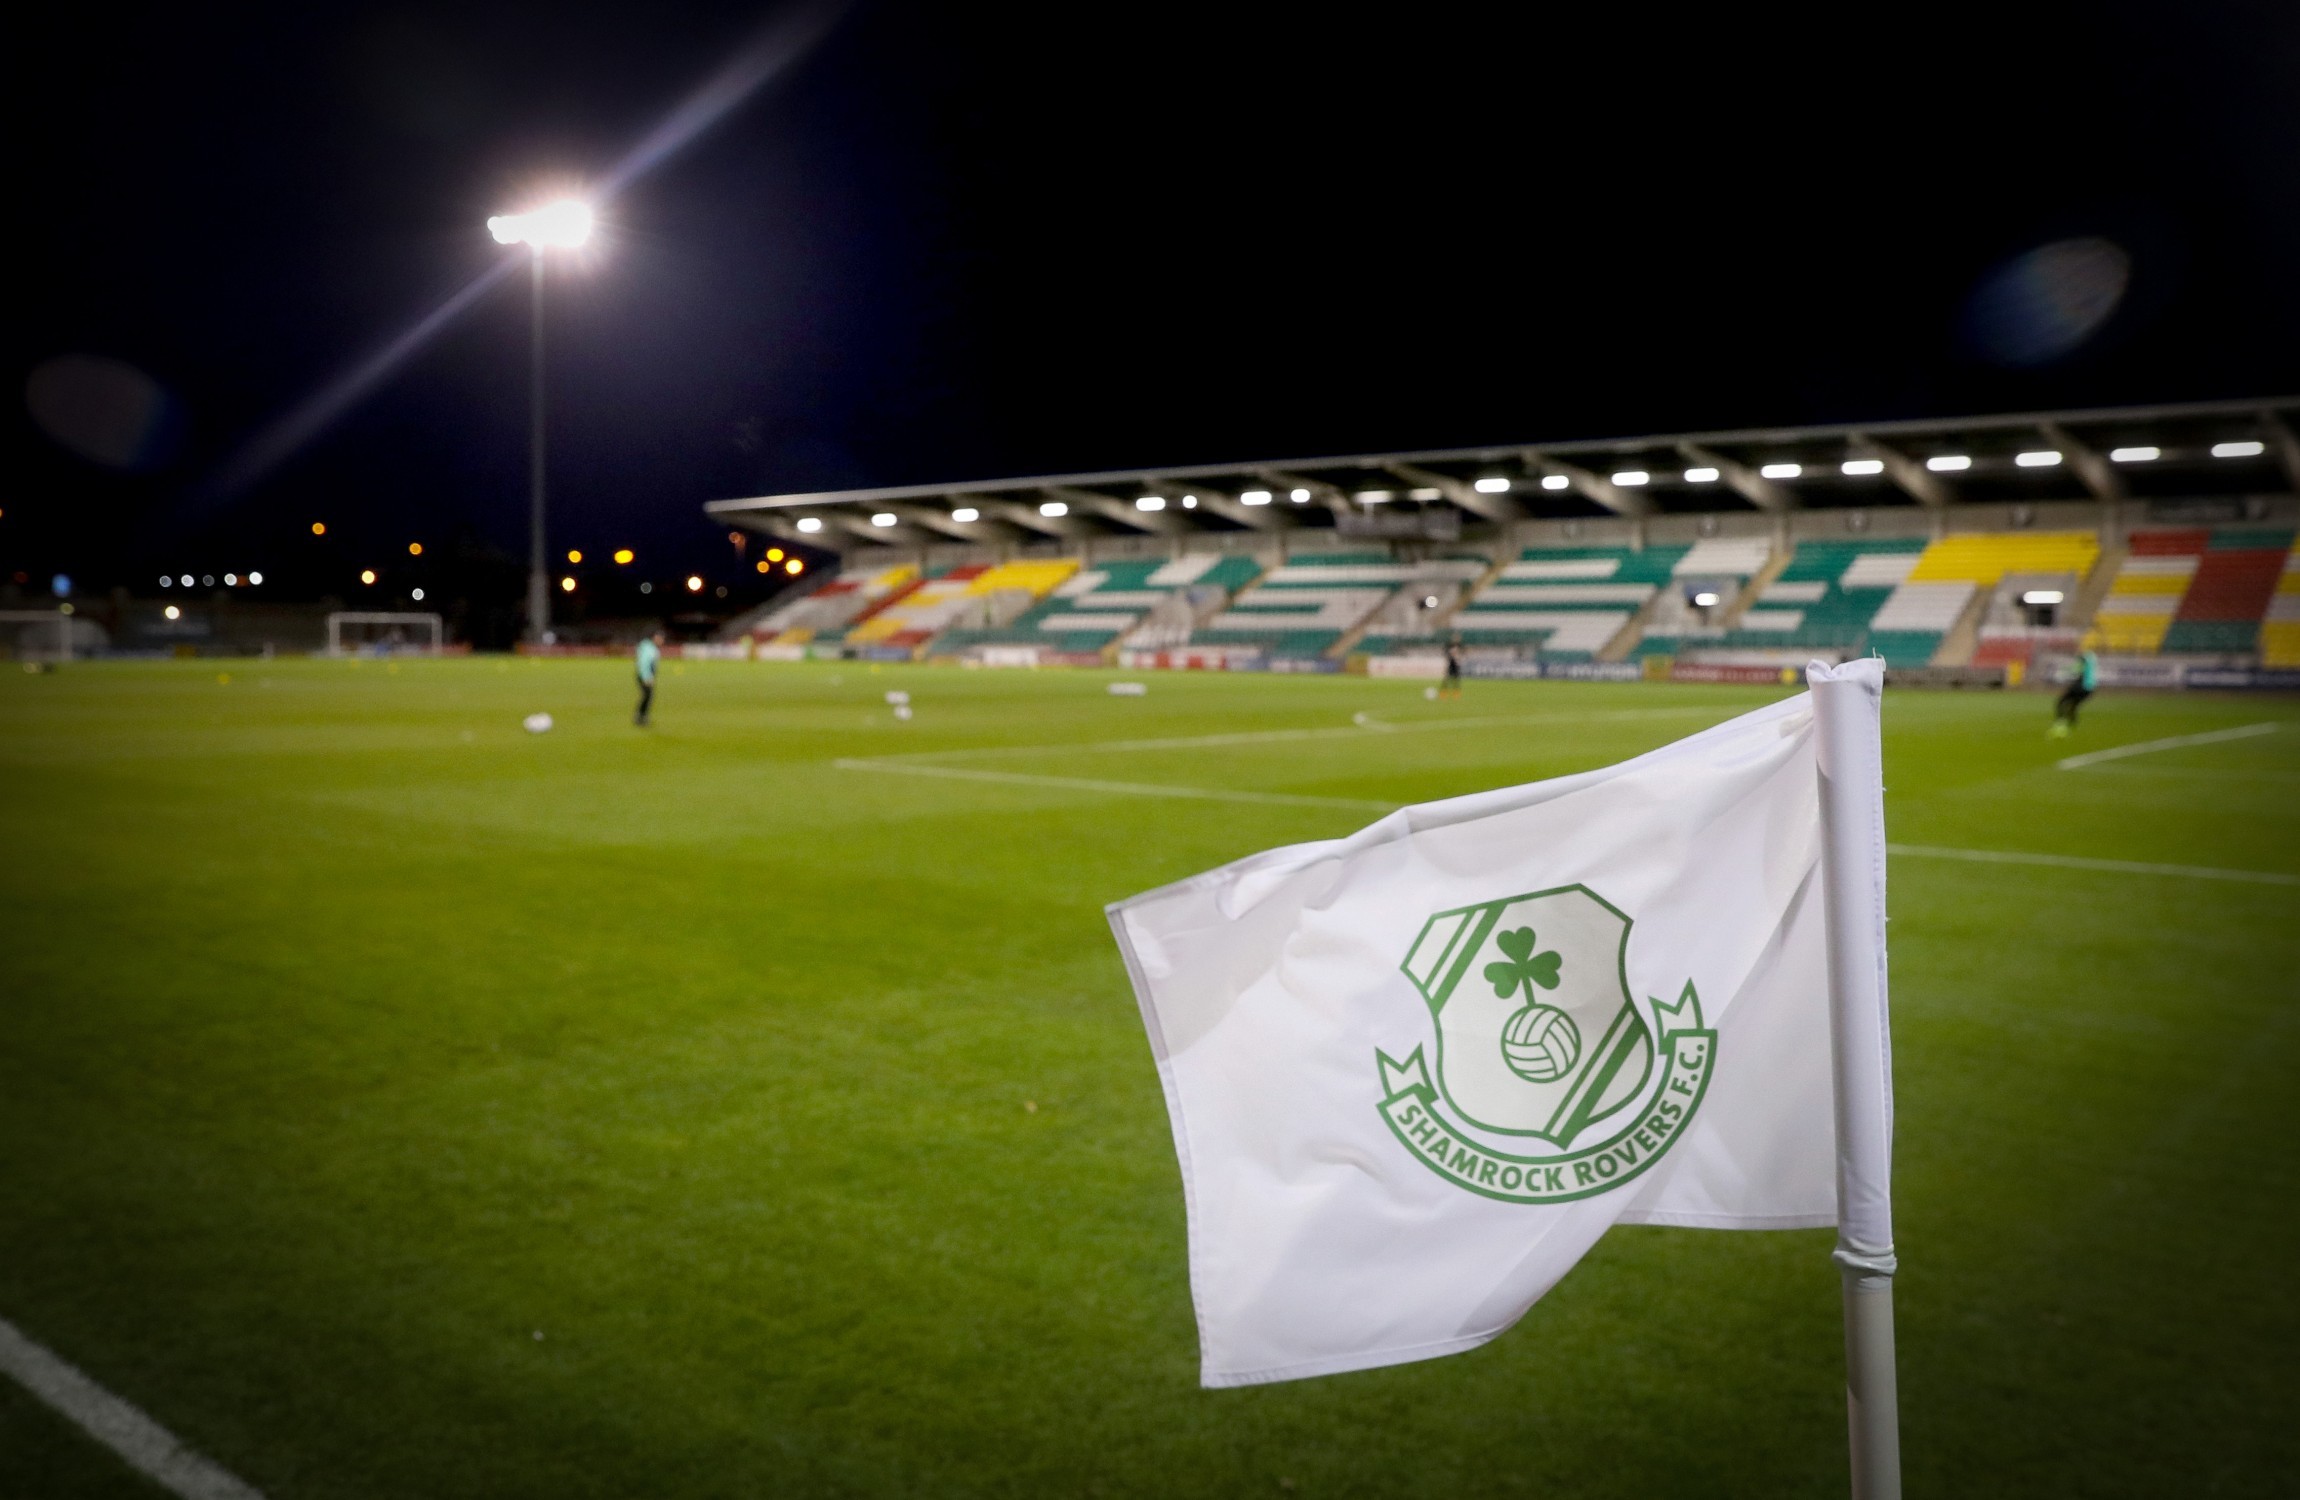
(326, 612, 445, 656)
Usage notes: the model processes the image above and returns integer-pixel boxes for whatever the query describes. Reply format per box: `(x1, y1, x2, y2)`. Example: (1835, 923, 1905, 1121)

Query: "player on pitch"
(2050, 643, 2098, 737)
(635, 630, 664, 727)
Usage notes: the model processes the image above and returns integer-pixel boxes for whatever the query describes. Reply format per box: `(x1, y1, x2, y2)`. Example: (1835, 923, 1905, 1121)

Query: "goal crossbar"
(326, 612, 445, 656)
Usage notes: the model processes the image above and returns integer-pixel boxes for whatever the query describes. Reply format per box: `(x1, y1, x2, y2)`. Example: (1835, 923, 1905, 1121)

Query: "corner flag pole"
(1808, 659, 1902, 1500)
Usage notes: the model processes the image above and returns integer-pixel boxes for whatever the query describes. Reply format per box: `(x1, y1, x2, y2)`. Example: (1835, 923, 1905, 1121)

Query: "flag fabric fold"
(1110, 670, 1883, 1388)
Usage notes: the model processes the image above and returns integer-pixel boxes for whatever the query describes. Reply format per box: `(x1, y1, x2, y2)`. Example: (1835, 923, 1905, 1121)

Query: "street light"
(487, 199, 594, 642)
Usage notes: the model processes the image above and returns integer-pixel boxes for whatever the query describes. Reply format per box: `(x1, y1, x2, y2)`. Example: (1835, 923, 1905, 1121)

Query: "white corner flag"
(1109, 661, 1899, 1493)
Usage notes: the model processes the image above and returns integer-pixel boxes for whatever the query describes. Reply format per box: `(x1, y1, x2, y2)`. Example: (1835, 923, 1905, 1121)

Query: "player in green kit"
(635, 630, 663, 727)
(2050, 646, 2098, 737)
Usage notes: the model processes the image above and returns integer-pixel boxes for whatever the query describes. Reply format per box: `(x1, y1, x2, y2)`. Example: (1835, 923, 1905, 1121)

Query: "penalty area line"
(832, 759, 1394, 811)
(2056, 722, 2277, 771)
(1887, 842, 2298, 888)
(0, 1314, 264, 1500)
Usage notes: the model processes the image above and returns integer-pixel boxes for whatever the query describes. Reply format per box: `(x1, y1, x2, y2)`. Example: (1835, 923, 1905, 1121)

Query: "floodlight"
(1927, 454, 1971, 471)
(560, 576, 576, 592)
(410, 542, 425, 556)
(164, 605, 181, 620)
(1611, 471, 1650, 486)
(686, 576, 704, 592)
(2015, 450, 2061, 467)
(1422, 595, 1439, 609)
(181, 575, 194, 586)
(1684, 467, 1720, 483)
(1240, 489, 1273, 505)
(787, 559, 804, 574)
(1474, 477, 1512, 494)
(1760, 463, 1801, 479)
(1841, 459, 1885, 476)
(360, 569, 377, 585)
(1181, 495, 1197, 508)
(796, 517, 823, 532)
(951, 507, 980, 523)
(223, 574, 237, 586)
(614, 548, 635, 564)
(2212, 440, 2266, 458)
(248, 572, 262, 585)
(203, 576, 214, 587)
(1290, 488, 1311, 503)
(411, 588, 426, 602)
(1408, 487, 1442, 501)
(1136, 496, 1165, 511)
(756, 560, 770, 574)
(872, 512, 898, 527)
(1541, 474, 1571, 491)
(487, 200, 593, 248)
(1038, 501, 1067, 517)
(1693, 591, 1721, 607)
(766, 548, 783, 562)
(1357, 489, 1393, 503)
(2022, 589, 2064, 605)
(160, 577, 171, 587)
(311, 522, 326, 536)
(563, 548, 578, 563)
(2109, 446, 2160, 463)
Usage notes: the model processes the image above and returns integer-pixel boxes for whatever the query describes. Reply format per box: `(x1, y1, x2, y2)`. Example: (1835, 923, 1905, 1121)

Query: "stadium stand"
(1721, 538, 1929, 656)
(1454, 544, 1690, 660)
(2266, 536, 2300, 668)
(935, 553, 1263, 658)
(2159, 526, 2295, 655)
(740, 562, 921, 645)
(1624, 538, 1781, 659)
(845, 558, 1079, 655)
(1866, 530, 2099, 667)
(1340, 554, 1497, 657)
(2091, 530, 2204, 653)
(1191, 552, 1406, 660)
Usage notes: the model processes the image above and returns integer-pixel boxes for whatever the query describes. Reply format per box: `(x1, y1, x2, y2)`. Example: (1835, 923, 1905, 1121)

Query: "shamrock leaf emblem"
(1484, 927, 1562, 1000)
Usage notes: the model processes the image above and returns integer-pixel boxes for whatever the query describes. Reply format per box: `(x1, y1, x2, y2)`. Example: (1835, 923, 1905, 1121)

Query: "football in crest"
(1500, 1003, 1581, 1083)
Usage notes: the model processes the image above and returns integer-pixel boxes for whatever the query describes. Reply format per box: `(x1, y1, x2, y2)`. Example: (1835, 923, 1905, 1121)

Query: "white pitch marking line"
(832, 759, 1393, 810)
(2056, 722, 2277, 771)
(868, 706, 1724, 764)
(0, 1314, 265, 1500)
(1886, 842, 2298, 888)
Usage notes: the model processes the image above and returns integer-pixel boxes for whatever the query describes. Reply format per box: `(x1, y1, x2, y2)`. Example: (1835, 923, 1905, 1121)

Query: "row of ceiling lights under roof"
(793, 438, 2276, 531)
(1464, 439, 2270, 493)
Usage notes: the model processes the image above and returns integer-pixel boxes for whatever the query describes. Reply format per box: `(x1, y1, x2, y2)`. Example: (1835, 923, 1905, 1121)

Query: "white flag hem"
(1195, 1330, 1514, 1390)
(1617, 1211, 1835, 1230)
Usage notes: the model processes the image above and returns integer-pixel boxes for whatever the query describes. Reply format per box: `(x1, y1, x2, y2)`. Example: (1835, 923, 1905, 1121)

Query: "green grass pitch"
(2, 657, 2295, 1498)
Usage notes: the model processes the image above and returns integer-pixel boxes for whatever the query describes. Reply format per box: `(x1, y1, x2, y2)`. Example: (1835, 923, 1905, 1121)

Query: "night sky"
(15, 1, 2300, 607)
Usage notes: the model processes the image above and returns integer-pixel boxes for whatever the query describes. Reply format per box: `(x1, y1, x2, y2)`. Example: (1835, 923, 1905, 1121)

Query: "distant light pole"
(486, 200, 593, 642)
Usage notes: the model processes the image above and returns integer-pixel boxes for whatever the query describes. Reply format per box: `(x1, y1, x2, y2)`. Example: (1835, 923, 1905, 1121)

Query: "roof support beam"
(826, 511, 911, 545)
(1675, 442, 1794, 512)
(2261, 411, 2300, 494)
(1039, 486, 1174, 534)
(889, 502, 1018, 543)
(1256, 469, 1354, 523)
(1847, 433, 1955, 507)
(1520, 450, 1647, 516)
(2041, 423, 2126, 501)
(1381, 460, 1517, 521)
(986, 499, 1092, 538)
(1143, 478, 1283, 530)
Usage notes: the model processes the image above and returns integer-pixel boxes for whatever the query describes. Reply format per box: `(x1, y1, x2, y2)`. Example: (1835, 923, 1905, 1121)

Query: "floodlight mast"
(486, 201, 593, 642)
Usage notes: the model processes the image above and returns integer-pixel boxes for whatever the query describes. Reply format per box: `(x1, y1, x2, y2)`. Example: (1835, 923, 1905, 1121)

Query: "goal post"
(325, 612, 445, 656)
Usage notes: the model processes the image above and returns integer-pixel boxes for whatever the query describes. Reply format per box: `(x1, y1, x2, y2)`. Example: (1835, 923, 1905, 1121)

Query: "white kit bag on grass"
(1108, 661, 1895, 1392)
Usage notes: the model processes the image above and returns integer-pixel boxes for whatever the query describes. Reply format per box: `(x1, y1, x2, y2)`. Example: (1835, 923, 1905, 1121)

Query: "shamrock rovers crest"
(1376, 885, 1714, 1203)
